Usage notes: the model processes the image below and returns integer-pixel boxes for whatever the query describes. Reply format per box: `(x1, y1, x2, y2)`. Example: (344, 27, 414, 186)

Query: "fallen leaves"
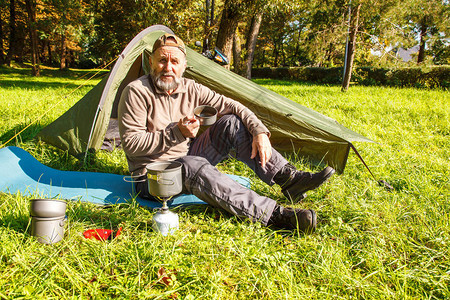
(156, 267, 178, 287)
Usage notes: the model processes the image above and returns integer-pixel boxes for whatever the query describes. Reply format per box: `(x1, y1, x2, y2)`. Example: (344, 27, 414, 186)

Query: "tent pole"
(83, 105, 102, 164)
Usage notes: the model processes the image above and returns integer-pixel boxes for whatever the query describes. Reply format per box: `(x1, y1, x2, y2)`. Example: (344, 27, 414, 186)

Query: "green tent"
(38, 25, 373, 173)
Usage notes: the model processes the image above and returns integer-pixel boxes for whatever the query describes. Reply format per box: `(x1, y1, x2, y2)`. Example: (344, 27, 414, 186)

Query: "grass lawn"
(0, 66, 448, 299)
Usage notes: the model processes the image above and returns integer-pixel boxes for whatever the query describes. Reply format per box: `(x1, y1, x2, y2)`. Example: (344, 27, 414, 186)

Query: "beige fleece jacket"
(118, 75, 269, 176)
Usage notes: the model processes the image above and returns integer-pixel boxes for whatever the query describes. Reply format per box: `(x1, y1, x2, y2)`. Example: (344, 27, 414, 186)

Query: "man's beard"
(150, 69, 182, 92)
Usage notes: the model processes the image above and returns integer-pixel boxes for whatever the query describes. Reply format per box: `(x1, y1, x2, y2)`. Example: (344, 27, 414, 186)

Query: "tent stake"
(349, 143, 393, 191)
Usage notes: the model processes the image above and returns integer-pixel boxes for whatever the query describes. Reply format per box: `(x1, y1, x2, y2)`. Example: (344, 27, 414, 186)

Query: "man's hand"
(251, 133, 272, 168)
(178, 116, 200, 138)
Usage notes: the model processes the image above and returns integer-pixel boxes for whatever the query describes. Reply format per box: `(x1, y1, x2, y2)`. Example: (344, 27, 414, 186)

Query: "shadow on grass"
(0, 210, 30, 234)
(0, 124, 43, 145)
(69, 201, 130, 229)
(0, 79, 93, 91)
(0, 65, 107, 92)
(0, 64, 108, 78)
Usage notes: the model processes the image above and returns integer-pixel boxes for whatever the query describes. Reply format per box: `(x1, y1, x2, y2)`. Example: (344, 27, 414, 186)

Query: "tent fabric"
(37, 25, 373, 174)
(37, 25, 174, 159)
(0, 146, 250, 208)
(183, 48, 373, 172)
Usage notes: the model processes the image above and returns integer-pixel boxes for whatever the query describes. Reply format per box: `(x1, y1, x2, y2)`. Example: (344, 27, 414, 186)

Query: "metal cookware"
(194, 105, 217, 126)
(146, 161, 183, 198)
(30, 199, 67, 218)
(31, 216, 66, 244)
(30, 199, 67, 244)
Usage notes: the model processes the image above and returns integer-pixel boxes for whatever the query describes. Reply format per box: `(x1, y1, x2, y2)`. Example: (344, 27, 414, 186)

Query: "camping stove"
(146, 161, 183, 236)
(152, 197, 179, 236)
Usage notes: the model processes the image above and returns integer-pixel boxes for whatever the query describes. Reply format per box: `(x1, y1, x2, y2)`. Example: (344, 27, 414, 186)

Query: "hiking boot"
(274, 164, 335, 202)
(268, 204, 317, 233)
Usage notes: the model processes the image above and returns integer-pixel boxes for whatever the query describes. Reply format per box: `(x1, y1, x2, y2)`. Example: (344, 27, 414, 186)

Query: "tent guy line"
(0, 56, 118, 150)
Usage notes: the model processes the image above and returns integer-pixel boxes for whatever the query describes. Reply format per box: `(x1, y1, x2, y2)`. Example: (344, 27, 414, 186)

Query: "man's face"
(150, 46, 187, 92)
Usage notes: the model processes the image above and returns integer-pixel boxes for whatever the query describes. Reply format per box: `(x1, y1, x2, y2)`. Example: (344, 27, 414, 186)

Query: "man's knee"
(212, 114, 249, 141)
(177, 156, 211, 178)
(216, 114, 243, 128)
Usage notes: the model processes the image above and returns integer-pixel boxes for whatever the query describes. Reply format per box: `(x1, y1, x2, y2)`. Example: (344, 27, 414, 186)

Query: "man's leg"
(188, 114, 287, 184)
(178, 156, 277, 225)
(134, 156, 316, 232)
(189, 114, 334, 201)
(178, 156, 316, 232)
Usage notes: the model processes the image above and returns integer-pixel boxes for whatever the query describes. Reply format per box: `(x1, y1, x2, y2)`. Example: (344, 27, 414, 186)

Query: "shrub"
(252, 66, 449, 89)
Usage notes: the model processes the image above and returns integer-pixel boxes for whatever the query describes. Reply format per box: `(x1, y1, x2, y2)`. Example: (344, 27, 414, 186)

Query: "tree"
(0, 0, 5, 64)
(402, 0, 449, 64)
(342, 2, 361, 91)
(215, 0, 248, 69)
(202, 0, 215, 52)
(244, 10, 262, 78)
(42, 0, 86, 69)
(5, 0, 15, 65)
(82, 0, 205, 65)
(24, 0, 40, 76)
(302, 0, 348, 68)
(255, 1, 310, 67)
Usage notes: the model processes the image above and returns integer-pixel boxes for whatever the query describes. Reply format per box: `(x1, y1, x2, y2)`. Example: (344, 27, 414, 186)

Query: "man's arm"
(195, 83, 270, 137)
(195, 83, 273, 166)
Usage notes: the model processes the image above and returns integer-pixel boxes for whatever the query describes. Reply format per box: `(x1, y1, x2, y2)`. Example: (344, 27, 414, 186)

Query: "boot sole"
(306, 209, 317, 233)
(296, 209, 317, 233)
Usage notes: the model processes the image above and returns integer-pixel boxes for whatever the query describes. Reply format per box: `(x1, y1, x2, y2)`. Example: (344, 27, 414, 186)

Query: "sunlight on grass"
(0, 68, 449, 298)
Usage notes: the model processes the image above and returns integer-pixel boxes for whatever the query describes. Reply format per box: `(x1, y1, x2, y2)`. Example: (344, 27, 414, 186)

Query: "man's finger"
(251, 143, 257, 159)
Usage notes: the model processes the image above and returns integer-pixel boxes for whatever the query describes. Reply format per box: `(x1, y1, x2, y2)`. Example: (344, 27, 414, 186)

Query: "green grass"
(0, 67, 449, 299)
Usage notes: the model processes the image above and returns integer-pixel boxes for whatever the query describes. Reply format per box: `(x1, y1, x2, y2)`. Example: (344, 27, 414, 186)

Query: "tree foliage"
(0, 0, 447, 74)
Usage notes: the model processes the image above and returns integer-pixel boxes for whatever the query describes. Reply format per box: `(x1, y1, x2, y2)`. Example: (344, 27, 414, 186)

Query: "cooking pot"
(146, 161, 183, 198)
(194, 105, 217, 126)
(31, 216, 65, 244)
(30, 199, 67, 218)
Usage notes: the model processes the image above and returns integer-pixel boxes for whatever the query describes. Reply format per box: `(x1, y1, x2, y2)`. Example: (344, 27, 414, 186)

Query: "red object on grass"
(83, 227, 122, 240)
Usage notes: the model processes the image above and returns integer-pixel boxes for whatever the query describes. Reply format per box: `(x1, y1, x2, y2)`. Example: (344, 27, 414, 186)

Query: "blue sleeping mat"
(0, 146, 250, 208)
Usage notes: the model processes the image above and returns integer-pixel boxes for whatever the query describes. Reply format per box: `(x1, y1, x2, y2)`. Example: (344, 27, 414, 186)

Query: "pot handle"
(123, 175, 147, 183)
(148, 174, 175, 186)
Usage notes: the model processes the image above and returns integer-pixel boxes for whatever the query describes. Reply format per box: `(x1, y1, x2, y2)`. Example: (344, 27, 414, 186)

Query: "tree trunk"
(211, 0, 215, 26)
(6, 0, 16, 66)
(47, 40, 52, 65)
(274, 42, 279, 67)
(0, 10, 4, 64)
(294, 24, 303, 66)
(215, 0, 244, 69)
(417, 22, 427, 63)
(202, 0, 216, 52)
(232, 31, 241, 73)
(244, 12, 262, 79)
(60, 32, 67, 70)
(25, 0, 40, 76)
(203, 0, 211, 52)
(341, 3, 361, 92)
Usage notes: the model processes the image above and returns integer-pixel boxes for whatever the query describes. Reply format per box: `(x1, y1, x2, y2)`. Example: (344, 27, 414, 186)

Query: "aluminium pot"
(31, 216, 65, 244)
(30, 199, 67, 218)
(146, 161, 183, 198)
(194, 105, 217, 126)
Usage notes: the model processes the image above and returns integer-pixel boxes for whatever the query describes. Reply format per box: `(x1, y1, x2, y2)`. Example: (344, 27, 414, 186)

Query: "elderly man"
(118, 33, 335, 233)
